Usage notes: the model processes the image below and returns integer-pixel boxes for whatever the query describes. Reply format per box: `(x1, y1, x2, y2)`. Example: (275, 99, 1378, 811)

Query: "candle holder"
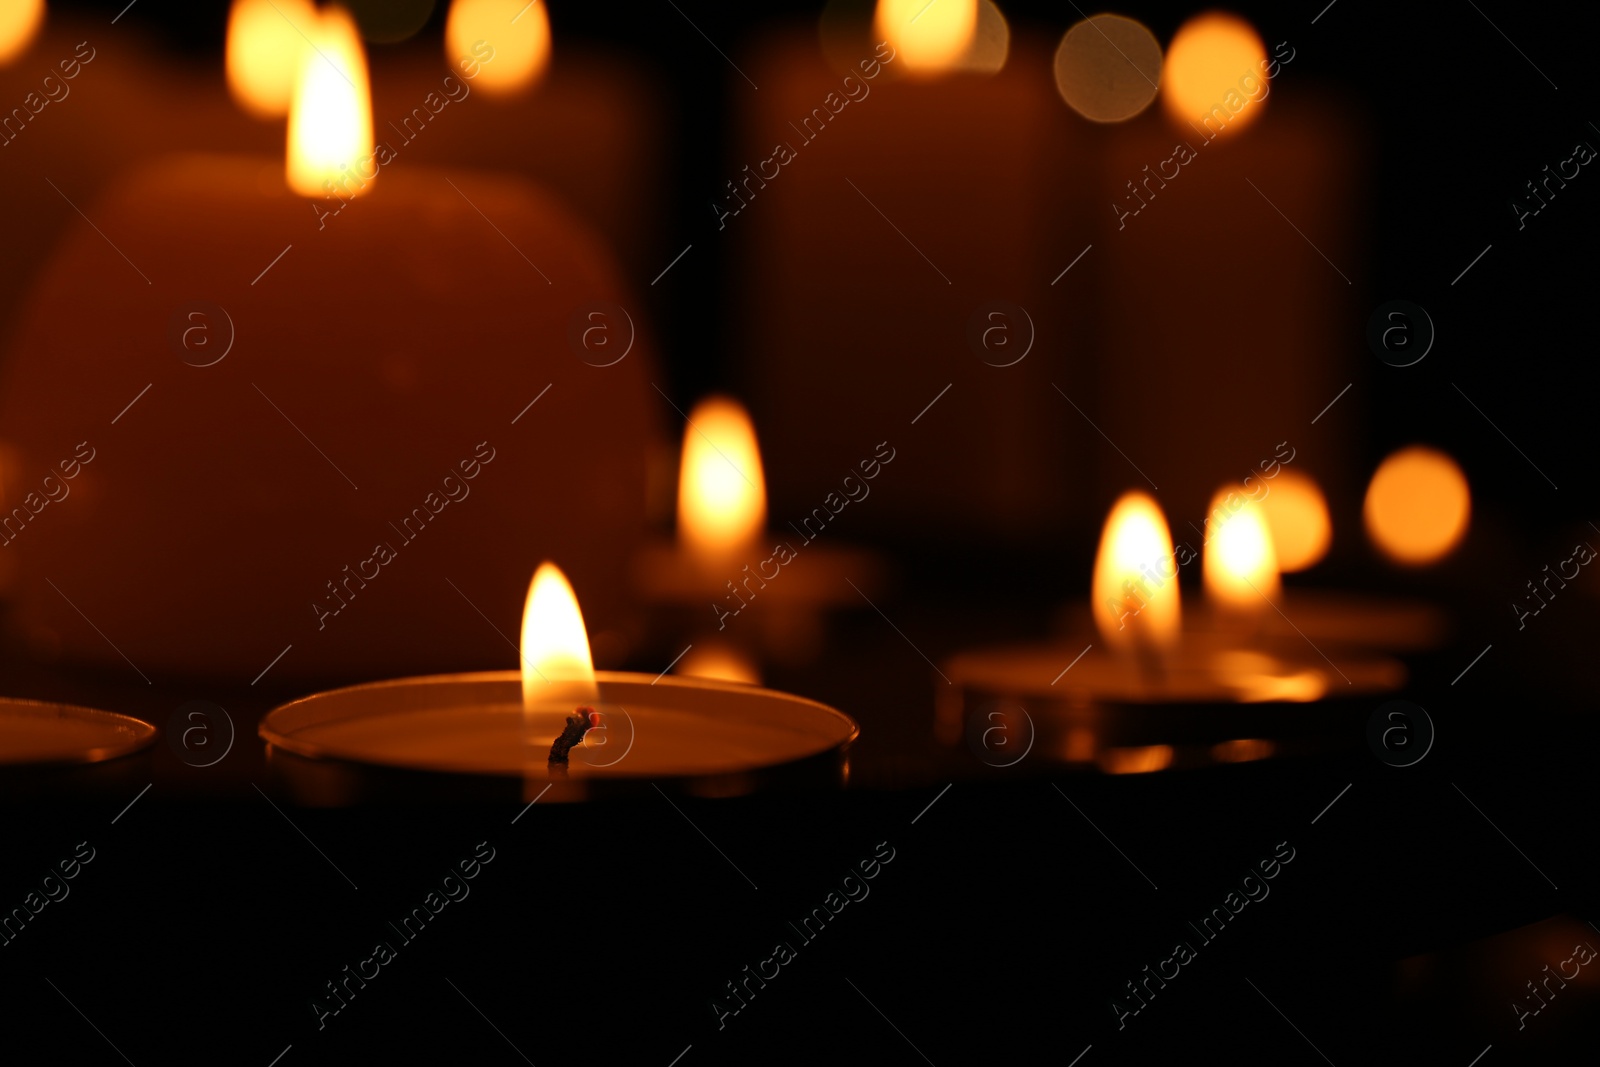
(939, 635, 1405, 772)
(260, 670, 857, 803)
(0, 697, 158, 796)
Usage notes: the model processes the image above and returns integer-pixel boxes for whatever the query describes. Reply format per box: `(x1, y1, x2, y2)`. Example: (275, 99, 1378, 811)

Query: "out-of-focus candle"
(1091, 491, 1182, 652)
(677, 396, 767, 574)
(225, 0, 315, 118)
(1202, 489, 1280, 616)
(1258, 469, 1331, 572)
(286, 6, 373, 198)
(633, 393, 882, 666)
(0, 0, 45, 67)
(0, 15, 659, 681)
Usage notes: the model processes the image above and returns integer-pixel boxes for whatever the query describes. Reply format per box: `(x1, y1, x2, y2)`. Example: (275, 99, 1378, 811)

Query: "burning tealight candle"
(1091, 490, 1183, 657)
(1201, 488, 1280, 624)
(939, 492, 1404, 771)
(1256, 469, 1331, 573)
(261, 562, 858, 801)
(1198, 468, 1448, 652)
(633, 397, 884, 666)
(677, 396, 768, 579)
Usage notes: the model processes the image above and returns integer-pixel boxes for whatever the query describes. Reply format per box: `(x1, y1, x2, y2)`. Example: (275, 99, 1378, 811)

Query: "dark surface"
(2, 574, 1596, 1063)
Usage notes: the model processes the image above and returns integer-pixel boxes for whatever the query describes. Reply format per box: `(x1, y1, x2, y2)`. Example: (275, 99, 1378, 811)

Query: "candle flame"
(1257, 469, 1330, 572)
(1364, 446, 1471, 566)
(286, 6, 374, 200)
(1091, 491, 1181, 650)
(1162, 12, 1268, 138)
(519, 562, 598, 708)
(446, 0, 549, 96)
(0, 0, 44, 67)
(678, 396, 767, 565)
(226, 0, 316, 118)
(1202, 489, 1280, 612)
(875, 0, 978, 75)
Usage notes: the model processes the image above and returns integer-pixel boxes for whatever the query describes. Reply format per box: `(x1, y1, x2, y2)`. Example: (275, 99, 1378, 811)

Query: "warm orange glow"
(875, 0, 978, 74)
(1203, 489, 1280, 612)
(446, 0, 548, 96)
(1091, 491, 1181, 651)
(1162, 12, 1268, 137)
(1211, 650, 1328, 702)
(1258, 470, 1331, 572)
(678, 641, 760, 686)
(1099, 745, 1173, 774)
(1364, 447, 1471, 565)
(678, 396, 767, 566)
(1212, 738, 1275, 763)
(226, 0, 316, 118)
(286, 6, 373, 199)
(519, 562, 598, 708)
(0, 0, 44, 66)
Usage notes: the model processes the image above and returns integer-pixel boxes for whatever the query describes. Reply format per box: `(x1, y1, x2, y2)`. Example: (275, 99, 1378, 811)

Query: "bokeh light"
(1162, 11, 1268, 137)
(1053, 14, 1162, 123)
(1364, 447, 1471, 565)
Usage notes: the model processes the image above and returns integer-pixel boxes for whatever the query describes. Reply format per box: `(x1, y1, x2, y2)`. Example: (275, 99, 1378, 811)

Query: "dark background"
(5, 2, 1598, 1064)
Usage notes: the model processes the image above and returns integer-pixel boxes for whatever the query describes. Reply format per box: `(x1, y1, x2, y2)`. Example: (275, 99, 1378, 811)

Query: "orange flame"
(1202, 488, 1280, 613)
(226, 0, 316, 118)
(1257, 469, 1331, 572)
(286, 6, 374, 199)
(1091, 491, 1181, 650)
(875, 0, 978, 74)
(678, 397, 767, 567)
(519, 562, 598, 708)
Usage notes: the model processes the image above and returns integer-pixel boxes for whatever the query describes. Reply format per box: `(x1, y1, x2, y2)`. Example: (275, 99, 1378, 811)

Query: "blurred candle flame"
(446, 0, 549, 96)
(1257, 469, 1330, 572)
(0, 0, 44, 67)
(286, 6, 373, 199)
(1202, 489, 1280, 613)
(678, 396, 767, 566)
(226, 0, 316, 118)
(519, 562, 598, 709)
(875, 0, 978, 74)
(1092, 491, 1181, 651)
